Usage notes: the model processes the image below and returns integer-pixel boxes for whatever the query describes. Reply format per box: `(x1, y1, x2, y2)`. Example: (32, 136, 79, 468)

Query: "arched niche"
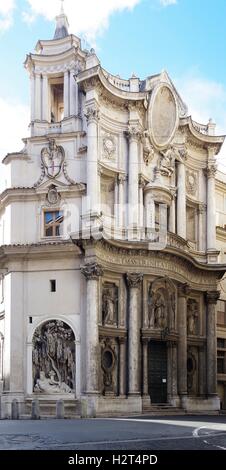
(32, 320, 75, 395)
(148, 277, 177, 331)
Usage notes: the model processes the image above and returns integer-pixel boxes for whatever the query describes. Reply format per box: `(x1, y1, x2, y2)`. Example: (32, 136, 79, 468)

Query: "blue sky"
(0, 0, 226, 165)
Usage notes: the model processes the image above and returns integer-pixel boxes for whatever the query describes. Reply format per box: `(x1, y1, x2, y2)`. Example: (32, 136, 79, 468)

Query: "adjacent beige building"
(1, 7, 226, 418)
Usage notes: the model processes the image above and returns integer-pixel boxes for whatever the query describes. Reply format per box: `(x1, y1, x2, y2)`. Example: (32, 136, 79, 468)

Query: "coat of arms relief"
(41, 139, 65, 179)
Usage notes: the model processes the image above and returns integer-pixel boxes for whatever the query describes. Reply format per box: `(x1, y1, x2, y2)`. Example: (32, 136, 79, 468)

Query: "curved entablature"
(180, 116, 225, 153)
(77, 65, 148, 103)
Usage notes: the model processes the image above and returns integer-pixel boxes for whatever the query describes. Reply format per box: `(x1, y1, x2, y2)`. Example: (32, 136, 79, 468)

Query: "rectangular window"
(49, 77, 64, 123)
(44, 210, 63, 237)
(50, 280, 56, 292)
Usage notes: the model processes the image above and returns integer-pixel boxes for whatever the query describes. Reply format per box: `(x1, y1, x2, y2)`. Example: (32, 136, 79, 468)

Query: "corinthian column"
(206, 291, 220, 396)
(126, 272, 143, 395)
(177, 283, 190, 401)
(126, 124, 142, 228)
(35, 73, 41, 121)
(206, 163, 217, 251)
(85, 103, 100, 213)
(177, 161, 186, 239)
(64, 70, 69, 118)
(81, 263, 103, 395)
(70, 69, 78, 116)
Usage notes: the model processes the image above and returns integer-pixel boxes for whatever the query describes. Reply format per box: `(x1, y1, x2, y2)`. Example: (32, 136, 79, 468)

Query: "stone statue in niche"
(102, 285, 118, 326)
(32, 320, 75, 394)
(148, 289, 167, 329)
(187, 300, 198, 335)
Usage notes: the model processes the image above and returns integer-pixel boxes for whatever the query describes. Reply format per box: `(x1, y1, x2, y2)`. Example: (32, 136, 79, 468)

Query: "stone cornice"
(180, 117, 225, 153)
(0, 241, 81, 262)
(2, 152, 30, 165)
(77, 65, 147, 103)
(0, 184, 86, 208)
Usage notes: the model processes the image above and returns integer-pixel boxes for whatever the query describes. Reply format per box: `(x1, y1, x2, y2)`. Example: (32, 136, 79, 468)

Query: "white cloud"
(0, 0, 15, 31)
(0, 97, 29, 159)
(175, 73, 226, 165)
(159, 0, 177, 6)
(23, 0, 141, 42)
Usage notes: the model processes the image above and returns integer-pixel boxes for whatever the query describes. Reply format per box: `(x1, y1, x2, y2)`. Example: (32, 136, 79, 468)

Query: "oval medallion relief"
(148, 84, 179, 148)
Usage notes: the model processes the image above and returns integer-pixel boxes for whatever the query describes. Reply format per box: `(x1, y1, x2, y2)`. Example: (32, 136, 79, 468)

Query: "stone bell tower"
(25, 2, 83, 137)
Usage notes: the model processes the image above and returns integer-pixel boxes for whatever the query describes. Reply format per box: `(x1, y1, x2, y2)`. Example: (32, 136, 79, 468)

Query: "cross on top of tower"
(54, 0, 69, 40)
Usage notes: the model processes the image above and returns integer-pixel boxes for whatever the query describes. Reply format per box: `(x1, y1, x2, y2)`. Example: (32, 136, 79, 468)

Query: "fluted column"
(64, 70, 69, 118)
(177, 162, 186, 238)
(70, 69, 77, 116)
(42, 74, 49, 121)
(30, 72, 35, 122)
(177, 284, 190, 399)
(126, 273, 143, 395)
(139, 176, 146, 229)
(119, 337, 126, 396)
(142, 338, 149, 397)
(206, 291, 220, 396)
(118, 175, 125, 228)
(144, 190, 155, 239)
(85, 103, 99, 213)
(198, 204, 206, 251)
(169, 192, 176, 233)
(206, 164, 217, 251)
(35, 73, 41, 120)
(126, 124, 142, 227)
(81, 263, 103, 394)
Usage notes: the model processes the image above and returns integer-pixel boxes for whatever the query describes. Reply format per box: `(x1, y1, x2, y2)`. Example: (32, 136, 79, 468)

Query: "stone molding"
(81, 262, 103, 280)
(126, 272, 143, 288)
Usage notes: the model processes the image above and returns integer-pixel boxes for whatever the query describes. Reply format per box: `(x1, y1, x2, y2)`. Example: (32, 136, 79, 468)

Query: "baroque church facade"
(0, 8, 226, 417)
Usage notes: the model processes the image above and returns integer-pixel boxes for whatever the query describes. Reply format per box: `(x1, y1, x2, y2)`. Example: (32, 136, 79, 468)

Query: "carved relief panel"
(186, 170, 198, 198)
(187, 346, 198, 396)
(100, 337, 118, 396)
(32, 320, 75, 394)
(100, 129, 118, 163)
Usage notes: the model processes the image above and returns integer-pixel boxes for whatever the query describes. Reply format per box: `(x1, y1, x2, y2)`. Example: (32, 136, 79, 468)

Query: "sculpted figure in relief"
(158, 146, 175, 177)
(34, 370, 72, 394)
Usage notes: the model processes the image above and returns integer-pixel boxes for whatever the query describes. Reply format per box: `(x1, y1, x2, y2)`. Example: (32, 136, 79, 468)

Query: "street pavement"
(0, 415, 226, 450)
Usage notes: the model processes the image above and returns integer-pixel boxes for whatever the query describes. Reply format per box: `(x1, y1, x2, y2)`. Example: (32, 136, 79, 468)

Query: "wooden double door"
(148, 340, 167, 403)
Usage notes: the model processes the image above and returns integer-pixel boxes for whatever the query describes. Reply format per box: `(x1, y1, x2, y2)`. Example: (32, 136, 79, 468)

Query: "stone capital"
(81, 262, 103, 280)
(118, 336, 126, 345)
(198, 203, 207, 214)
(206, 163, 217, 179)
(125, 124, 143, 143)
(178, 283, 191, 298)
(84, 104, 99, 124)
(126, 272, 143, 288)
(118, 174, 127, 185)
(206, 291, 220, 305)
